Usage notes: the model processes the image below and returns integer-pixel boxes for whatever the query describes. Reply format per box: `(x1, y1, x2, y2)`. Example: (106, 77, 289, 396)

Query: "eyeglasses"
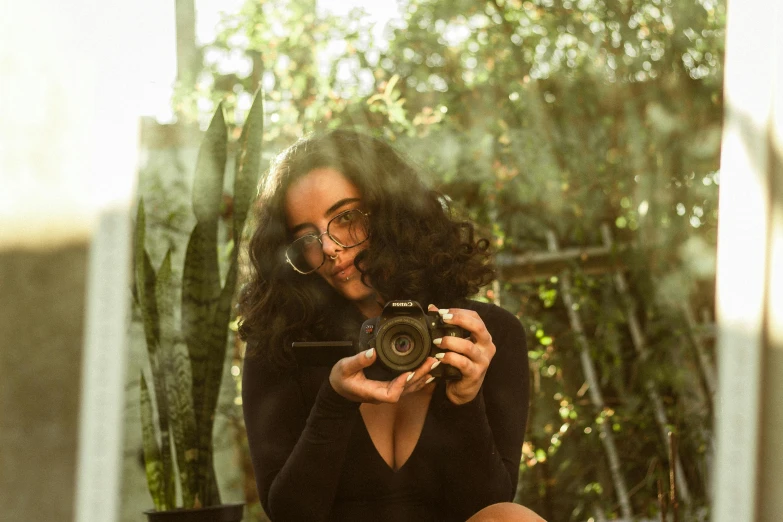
(285, 208, 370, 274)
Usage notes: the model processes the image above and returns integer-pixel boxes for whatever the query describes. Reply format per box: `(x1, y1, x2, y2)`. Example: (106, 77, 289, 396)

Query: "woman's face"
(284, 167, 381, 317)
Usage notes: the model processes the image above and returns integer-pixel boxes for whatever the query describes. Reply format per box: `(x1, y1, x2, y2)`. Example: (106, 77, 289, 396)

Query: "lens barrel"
(375, 316, 430, 372)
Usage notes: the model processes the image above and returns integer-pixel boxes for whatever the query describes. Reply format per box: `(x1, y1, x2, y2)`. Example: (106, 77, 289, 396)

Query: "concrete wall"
(0, 241, 88, 520)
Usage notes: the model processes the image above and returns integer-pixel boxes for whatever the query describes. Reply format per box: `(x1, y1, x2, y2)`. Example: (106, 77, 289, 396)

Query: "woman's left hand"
(427, 304, 496, 405)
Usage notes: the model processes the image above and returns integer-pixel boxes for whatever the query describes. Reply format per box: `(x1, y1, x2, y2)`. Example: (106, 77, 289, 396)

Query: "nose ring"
(329, 254, 338, 260)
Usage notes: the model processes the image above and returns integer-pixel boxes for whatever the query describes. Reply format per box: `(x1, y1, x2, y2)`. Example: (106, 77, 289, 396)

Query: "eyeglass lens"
(287, 209, 369, 273)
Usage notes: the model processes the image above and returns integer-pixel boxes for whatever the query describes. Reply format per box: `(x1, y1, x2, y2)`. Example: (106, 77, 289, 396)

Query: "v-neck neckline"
(358, 383, 439, 473)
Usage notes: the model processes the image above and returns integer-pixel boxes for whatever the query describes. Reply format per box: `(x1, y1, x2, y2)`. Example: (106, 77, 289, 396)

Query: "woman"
(239, 130, 542, 521)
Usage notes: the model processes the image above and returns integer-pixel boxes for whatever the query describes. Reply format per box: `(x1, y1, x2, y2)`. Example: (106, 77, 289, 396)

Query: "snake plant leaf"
(155, 249, 175, 346)
(192, 103, 228, 225)
(184, 262, 241, 508)
(181, 220, 221, 402)
(182, 105, 226, 503)
(195, 255, 240, 507)
(134, 200, 160, 352)
(183, 103, 226, 436)
(140, 372, 168, 511)
(233, 88, 265, 243)
(170, 337, 201, 506)
(135, 201, 176, 507)
(216, 254, 239, 332)
(184, 95, 264, 506)
(181, 218, 223, 507)
(155, 249, 200, 508)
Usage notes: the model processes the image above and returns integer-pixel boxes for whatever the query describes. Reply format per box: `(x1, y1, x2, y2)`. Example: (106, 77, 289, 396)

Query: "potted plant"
(133, 90, 264, 521)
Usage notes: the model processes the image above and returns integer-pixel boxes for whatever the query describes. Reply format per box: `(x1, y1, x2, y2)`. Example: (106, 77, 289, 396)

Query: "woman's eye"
(300, 235, 320, 245)
(337, 212, 356, 223)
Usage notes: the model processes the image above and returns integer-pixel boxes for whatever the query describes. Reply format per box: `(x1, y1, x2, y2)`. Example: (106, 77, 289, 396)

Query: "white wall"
(0, 1, 161, 520)
(713, 0, 783, 521)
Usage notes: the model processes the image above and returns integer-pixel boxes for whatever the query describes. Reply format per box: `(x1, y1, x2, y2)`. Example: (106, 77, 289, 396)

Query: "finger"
(427, 303, 439, 312)
(338, 347, 377, 375)
(402, 374, 437, 395)
(440, 309, 492, 345)
(374, 372, 409, 403)
(391, 356, 439, 396)
(435, 350, 476, 378)
(436, 307, 479, 319)
(434, 335, 483, 362)
(419, 373, 438, 387)
(404, 357, 439, 387)
(401, 366, 438, 395)
(351, 370, 409, 404)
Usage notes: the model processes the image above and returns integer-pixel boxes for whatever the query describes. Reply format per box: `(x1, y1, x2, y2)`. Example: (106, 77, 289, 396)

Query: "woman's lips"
(333, 262, 356, 280)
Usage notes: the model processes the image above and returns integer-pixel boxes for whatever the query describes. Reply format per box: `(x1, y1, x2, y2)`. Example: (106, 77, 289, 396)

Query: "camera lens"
(374, 317, 430, 372)
(390, 334, 414, 356)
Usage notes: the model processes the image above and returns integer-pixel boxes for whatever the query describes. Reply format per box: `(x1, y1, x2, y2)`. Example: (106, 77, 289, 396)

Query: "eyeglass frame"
(284, 208, 371, 275)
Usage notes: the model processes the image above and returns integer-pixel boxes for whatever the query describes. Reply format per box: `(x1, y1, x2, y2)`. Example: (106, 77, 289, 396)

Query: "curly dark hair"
(238, 130, 495, 371)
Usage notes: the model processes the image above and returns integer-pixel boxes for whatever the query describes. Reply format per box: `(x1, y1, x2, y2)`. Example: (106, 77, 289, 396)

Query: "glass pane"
(329, 211, 368, 247)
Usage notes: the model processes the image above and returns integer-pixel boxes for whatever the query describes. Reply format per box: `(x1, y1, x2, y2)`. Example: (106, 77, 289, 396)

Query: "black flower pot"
(144, 503, 244, 522)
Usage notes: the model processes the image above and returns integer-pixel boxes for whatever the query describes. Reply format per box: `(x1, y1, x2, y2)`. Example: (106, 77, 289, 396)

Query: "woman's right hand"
(329, 348, 417, 404)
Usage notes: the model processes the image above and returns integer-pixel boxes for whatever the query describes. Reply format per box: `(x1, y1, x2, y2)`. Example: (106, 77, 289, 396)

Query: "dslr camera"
(291, 300, 468, 381)
(358, 300, 467, 381)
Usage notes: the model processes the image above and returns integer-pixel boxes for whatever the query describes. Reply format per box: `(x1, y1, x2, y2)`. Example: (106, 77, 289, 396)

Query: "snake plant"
(134, 90, 264, 510)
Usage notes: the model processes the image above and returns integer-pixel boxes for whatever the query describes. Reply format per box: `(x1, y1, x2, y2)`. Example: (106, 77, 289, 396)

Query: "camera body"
(358, 300, 466, 381)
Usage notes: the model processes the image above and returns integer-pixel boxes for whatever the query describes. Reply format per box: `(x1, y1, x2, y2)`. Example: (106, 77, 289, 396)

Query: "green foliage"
(140, 373, 170, 510)
(134, 90, 265, 510)
(180, 0, 723, 519)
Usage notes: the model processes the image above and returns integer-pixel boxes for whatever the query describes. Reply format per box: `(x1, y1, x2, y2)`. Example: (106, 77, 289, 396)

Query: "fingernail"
(438, 309, 449, 315)
(430, 360, 441, 370)
(425, 376, 435, 384)
(365, 348, 374, 358)
(428, 303, 437, 309)
(434, 352, 445, 360)
(406, 372, 415, 382)
(442, 313, 454, 321)
(433, 338, 442, 346)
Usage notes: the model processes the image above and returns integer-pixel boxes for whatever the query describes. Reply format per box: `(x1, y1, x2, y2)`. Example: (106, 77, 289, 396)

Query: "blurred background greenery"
(137, 0, 725, 520)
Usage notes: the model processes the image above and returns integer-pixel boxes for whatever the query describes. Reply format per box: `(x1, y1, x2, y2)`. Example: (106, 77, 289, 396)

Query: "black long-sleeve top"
(242, 300, 530, 521)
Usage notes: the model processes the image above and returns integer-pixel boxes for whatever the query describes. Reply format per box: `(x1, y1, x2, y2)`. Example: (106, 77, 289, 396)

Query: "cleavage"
(359, 385, 435, 471)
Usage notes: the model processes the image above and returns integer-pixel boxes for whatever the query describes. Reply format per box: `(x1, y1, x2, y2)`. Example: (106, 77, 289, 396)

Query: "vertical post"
(601, 224, 691, 504)
(71, 1, 150, 521)
(681, 304, 716, 501)
(658, 476, 668, 522)
(681, 304, 717, 399)
(713, 0, 783, 521)
(546, 231, 633, 520)
(74, 210, 134, 522)
(175, 0, 199, 88)
(758, 0, 783, 518)
(668, 432, 679, 522)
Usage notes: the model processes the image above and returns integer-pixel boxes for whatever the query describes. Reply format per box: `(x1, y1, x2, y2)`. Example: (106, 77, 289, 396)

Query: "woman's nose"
(320, 233, 341, 258)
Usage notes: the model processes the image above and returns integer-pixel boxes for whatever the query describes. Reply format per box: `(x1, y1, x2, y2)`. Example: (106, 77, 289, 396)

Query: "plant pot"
(144, 503, 244, 522)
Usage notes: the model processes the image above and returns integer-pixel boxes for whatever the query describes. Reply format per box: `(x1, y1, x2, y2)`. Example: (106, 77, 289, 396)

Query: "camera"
(357, 300, 467, 381)
(290, 300, 467, 381)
